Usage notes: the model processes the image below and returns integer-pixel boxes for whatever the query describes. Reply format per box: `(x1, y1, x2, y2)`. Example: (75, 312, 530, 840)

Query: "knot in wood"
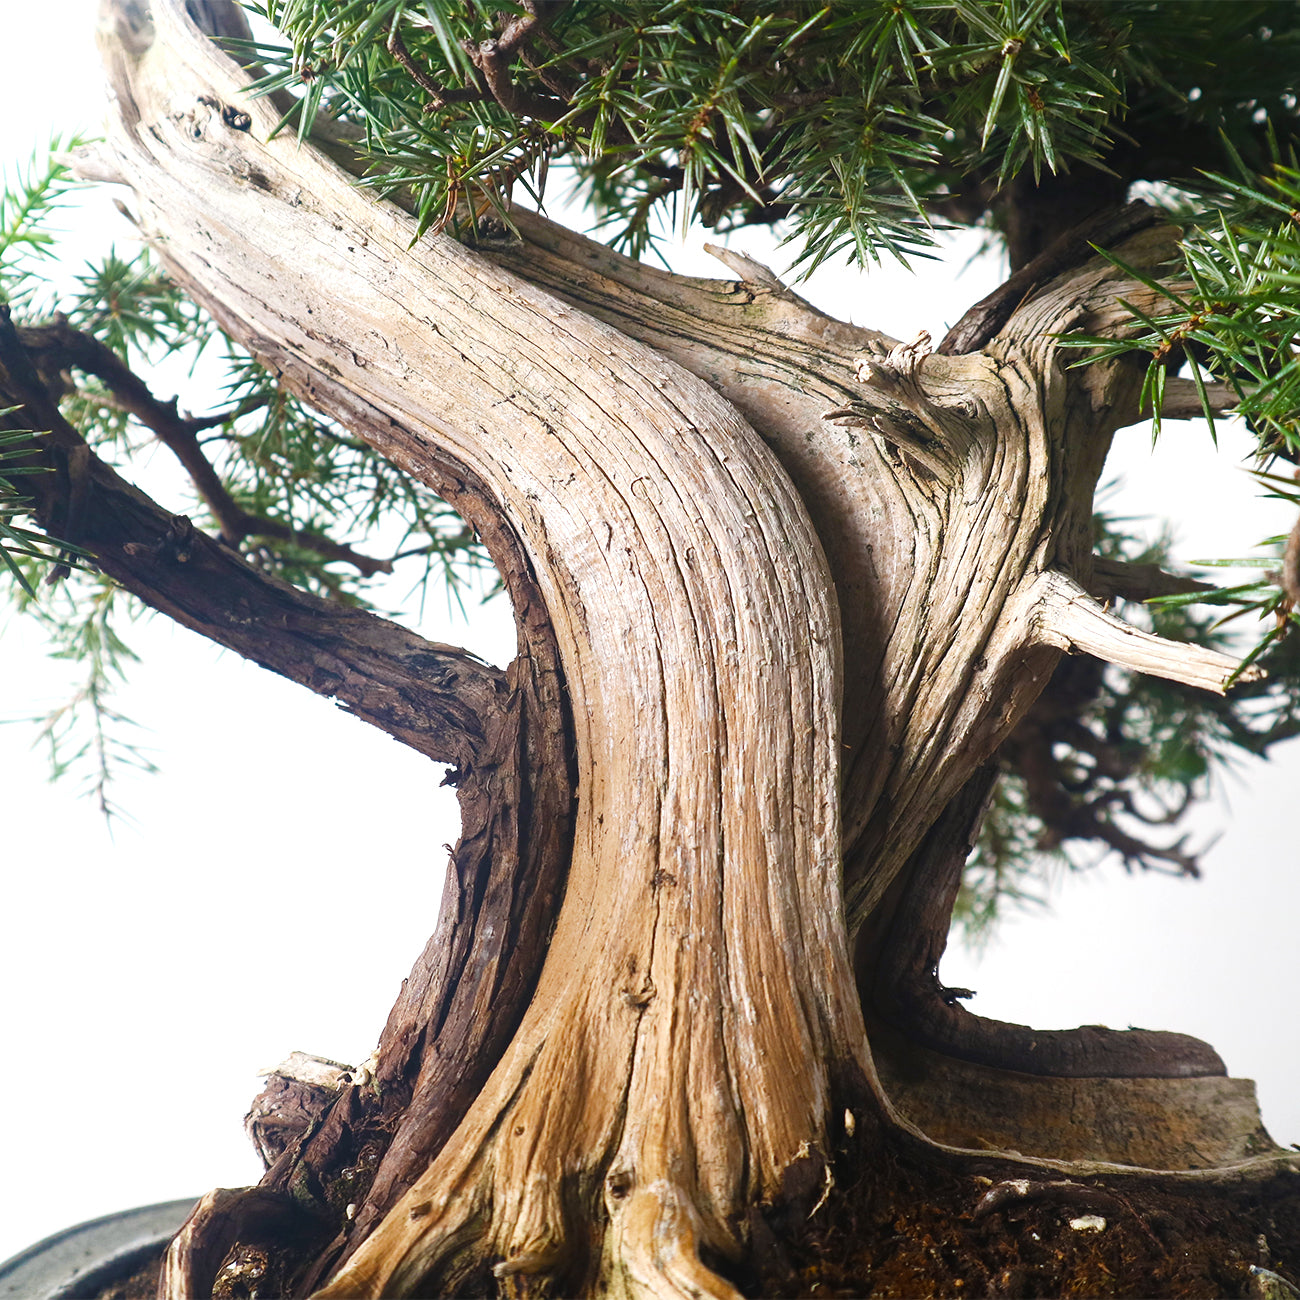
(853, 330, 933, 413)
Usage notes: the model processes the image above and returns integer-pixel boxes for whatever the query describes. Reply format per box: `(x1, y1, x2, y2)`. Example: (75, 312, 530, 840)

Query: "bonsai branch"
(937, 201, 1164, 356)
(1087, 555, 1217, 603)
(386, 22, 486, 111)
(387, 2, 567, 121)
(1033, 570, 1261, 694)
(1158, 377, 1241, 421)
(19, 318, 392, 577)
(1006, 709, 1204, 876)
(0, 313, 501, 769)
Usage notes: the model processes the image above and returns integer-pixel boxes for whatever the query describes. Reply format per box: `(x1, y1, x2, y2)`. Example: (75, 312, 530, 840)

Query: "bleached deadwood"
(94, 3, 877, 1295)
(701, 241, 787, 292)
(1033, 569, 1262, 693)
(81, 2, 1300, 1295)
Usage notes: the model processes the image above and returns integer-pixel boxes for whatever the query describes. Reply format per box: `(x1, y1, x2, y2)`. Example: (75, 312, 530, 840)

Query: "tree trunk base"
(116, 1133, 1300, 1299)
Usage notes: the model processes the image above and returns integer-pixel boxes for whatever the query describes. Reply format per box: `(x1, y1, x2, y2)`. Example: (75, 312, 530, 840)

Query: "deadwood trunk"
(28, 1, 1295, 1294)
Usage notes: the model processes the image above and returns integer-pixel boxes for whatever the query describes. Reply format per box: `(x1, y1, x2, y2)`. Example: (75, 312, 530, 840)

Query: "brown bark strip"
(862, 767, 1227, 1079)
(937, 201, 1163, 356)
(0, 307, 501, 770)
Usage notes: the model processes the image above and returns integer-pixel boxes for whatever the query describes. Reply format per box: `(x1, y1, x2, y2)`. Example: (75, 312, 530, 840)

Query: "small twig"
(1157, 377, 1241, 421)
(461, 2, 567, 121)
(387, 21, 485, 112)
(517, 44, 578, 103)
(467, 39, 565, 120)
(1060, 810, 1201, 877)
(1088, 556, 1217, 603)
(493, 0, 543, 56)
(703, 243, 786, 292)
(391, 530, 475, 564)
(187, 392, 273, 431)
(1281, 506, 1300, 606)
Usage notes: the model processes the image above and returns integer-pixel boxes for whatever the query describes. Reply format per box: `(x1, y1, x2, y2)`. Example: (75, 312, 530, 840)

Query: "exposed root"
(160, 1187, 330, 1298)
(308, 986, 848, 1296)
(610, 1183, 743, 1300)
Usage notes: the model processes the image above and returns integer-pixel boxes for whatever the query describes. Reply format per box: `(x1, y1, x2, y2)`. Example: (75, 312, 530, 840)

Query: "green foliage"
(1064, 162, 1300, 675)
(7, 580, 158, 823)
(169, 337, 490, 607)
(0, 148, 87, 594)
(0, 421, 65, 599)
(233, 1, 1300, 272)
(3, 1, 1300, 913)
(66, 246, 210, 366)
(1069, 167, 1300, 466)
(0, 139, 81, 310)
(954, 764, 1059, 946)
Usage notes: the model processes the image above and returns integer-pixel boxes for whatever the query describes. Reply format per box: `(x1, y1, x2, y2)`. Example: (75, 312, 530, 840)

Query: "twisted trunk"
(52, 1, 1296, 1295)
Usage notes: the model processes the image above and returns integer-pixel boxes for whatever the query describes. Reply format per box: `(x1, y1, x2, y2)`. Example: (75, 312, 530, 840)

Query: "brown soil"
(87, 1141, 1300, 1298)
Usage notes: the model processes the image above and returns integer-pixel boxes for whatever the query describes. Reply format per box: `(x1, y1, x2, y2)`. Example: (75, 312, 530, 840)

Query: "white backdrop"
(2, 0, 1297, 1264)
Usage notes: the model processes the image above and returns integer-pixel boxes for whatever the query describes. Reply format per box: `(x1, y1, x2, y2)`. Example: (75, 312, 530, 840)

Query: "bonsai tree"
(4, 1, 1300, 1294)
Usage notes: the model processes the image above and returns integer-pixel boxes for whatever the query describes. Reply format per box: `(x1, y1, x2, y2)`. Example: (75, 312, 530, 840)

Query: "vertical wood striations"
(84, 3, 1283, 1295)
(96, 3, 866, 1293)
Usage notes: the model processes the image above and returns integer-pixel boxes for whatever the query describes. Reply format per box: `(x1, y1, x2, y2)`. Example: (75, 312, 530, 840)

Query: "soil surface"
(88, 1142, 1300, 1298)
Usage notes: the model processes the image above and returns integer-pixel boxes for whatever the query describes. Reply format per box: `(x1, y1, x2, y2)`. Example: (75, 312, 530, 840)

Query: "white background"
(1, 0, 1297, 1264)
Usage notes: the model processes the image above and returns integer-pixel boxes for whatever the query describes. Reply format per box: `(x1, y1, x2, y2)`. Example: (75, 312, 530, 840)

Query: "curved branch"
(936, 201, 1163, 356)
(1033, 570, 1261, 694)
(862, 768, 1225, 1080)
(0, 309, 502, 769)
(19, 319, 393, 576)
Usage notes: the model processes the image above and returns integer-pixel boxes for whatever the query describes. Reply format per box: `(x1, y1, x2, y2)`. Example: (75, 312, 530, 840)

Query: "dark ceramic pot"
(0, 1199, 196, 1300)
